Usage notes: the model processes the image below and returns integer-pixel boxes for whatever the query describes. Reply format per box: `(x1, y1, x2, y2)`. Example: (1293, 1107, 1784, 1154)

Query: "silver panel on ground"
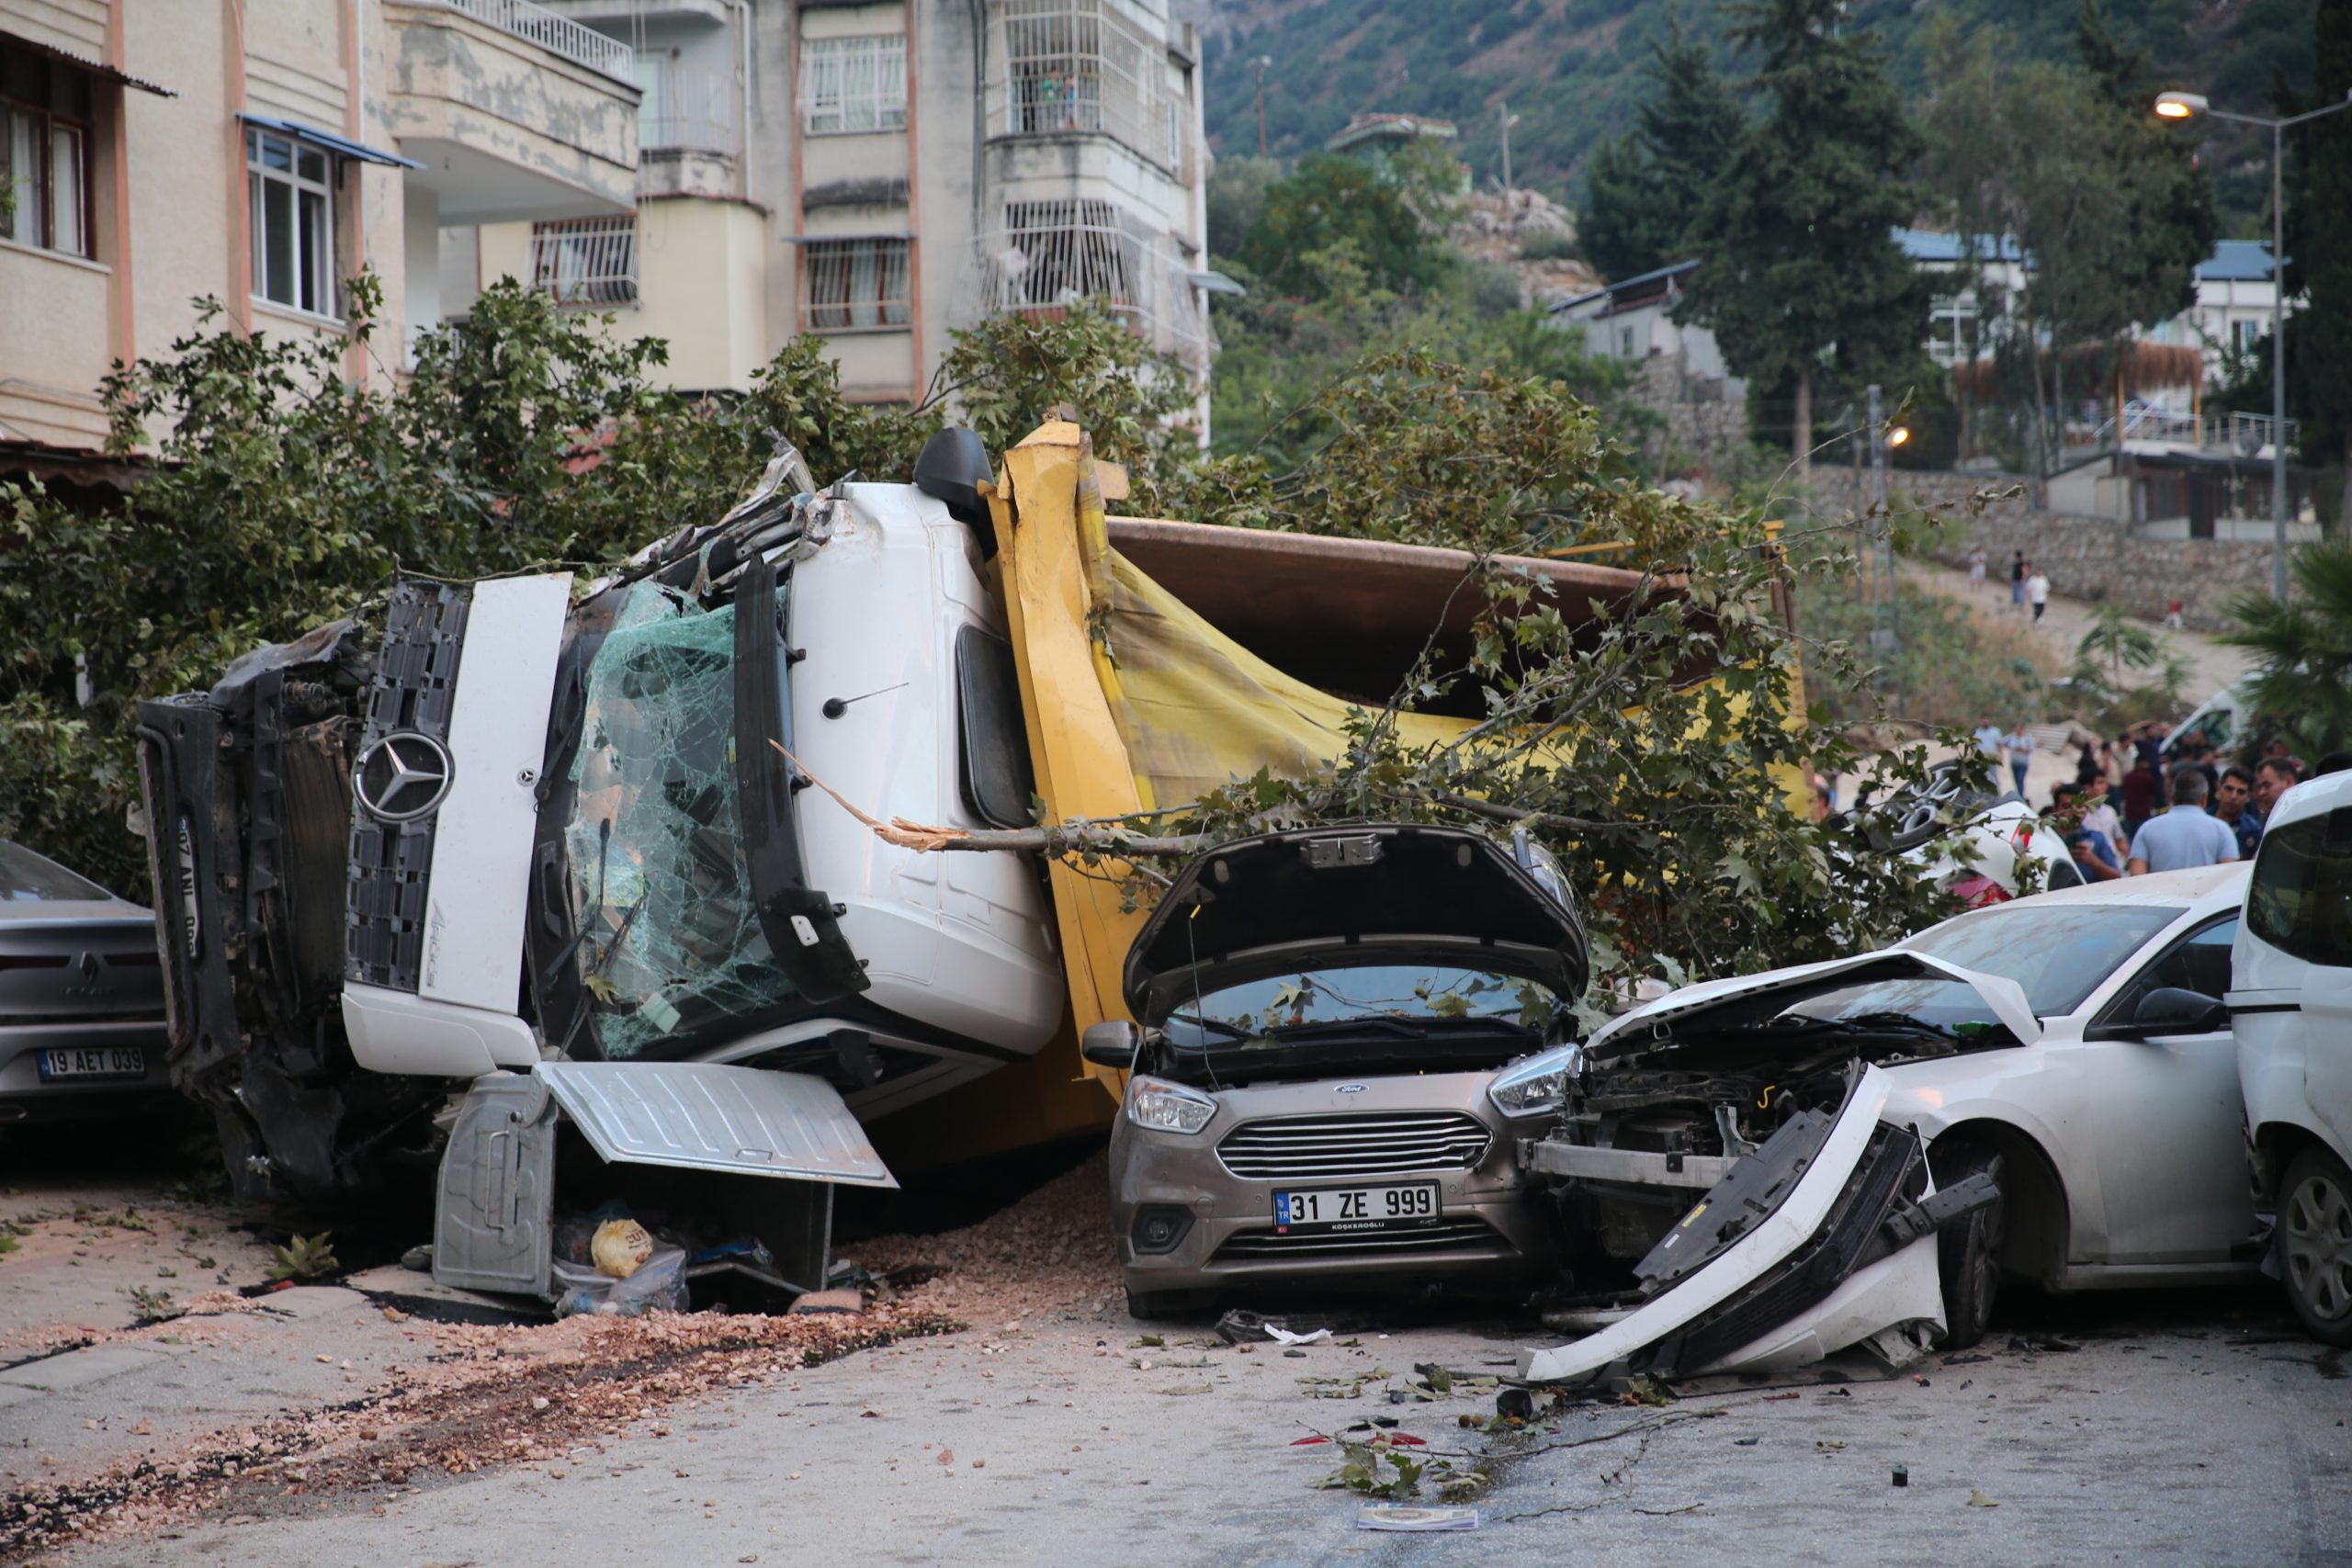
(534, 1061, 899, 1188)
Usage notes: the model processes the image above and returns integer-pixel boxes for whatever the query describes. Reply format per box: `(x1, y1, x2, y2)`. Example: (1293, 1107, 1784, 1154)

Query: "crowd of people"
(2032, 721, 2347, 879)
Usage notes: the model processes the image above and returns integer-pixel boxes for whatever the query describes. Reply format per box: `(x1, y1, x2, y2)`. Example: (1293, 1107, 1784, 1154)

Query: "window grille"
(803, 35, 907, 134)
(802, 237, 911, 330)
(996, 0, 1177, 170)
(532, 215, 638, 306)
(245, 128, 336, 316)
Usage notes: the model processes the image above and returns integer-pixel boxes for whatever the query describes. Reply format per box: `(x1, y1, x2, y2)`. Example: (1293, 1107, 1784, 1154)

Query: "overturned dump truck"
(134, 419, 1769, 1297)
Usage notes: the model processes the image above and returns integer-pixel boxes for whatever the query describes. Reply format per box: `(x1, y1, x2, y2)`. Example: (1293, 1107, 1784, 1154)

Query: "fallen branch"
(769, 740, 1205, 858)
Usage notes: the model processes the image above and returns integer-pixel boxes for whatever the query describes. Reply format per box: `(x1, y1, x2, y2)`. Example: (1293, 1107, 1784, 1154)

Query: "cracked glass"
(563, 584, 793, 1059)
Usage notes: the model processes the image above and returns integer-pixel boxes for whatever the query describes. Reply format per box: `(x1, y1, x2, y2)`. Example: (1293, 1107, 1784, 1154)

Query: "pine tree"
(1576, 14, 1746, 283)
(1679, 0, 1927, 476)
(2283, 0, 2352, 523)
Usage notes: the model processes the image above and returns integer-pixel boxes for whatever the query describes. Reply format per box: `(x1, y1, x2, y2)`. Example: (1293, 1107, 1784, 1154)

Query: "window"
(2248, 810, 2352, 968)
(531, 216, 638, 306)
(0, 43, 95, 259)
(245, 128, 336, 317)
(955, 626, 1033, 830)
(801, 237, 910, 330)
(2105, 917, 2238, 1022)
(802, 36, 905, 134)
(994, 198, 1133, 310)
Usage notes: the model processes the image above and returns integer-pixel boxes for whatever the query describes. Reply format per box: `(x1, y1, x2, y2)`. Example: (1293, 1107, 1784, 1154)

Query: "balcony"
(972, 199, 1204, 372)
(635, 61, 738, 199)
(384, 0, 639, 224)
(985, 0, 1186, 175)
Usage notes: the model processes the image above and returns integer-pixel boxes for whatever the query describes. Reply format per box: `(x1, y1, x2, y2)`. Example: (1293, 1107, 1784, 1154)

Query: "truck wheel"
(2279, 1146, 2352, 1348)
(1932, 1143, 2007, 1350)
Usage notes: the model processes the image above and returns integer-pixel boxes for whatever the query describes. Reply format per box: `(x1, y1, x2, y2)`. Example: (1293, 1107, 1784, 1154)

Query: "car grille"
(1213, 1217, 1502, 1260)
(1216, 1111, 1492, 1181)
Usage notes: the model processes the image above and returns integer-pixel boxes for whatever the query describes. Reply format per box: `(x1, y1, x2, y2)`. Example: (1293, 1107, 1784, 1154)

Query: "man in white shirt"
(2127, 768, 2242, 874)
(2027, 568, 2051, 624)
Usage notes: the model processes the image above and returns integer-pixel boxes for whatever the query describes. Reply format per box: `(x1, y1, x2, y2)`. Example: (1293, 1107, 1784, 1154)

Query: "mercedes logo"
(355, 732, 454, 822)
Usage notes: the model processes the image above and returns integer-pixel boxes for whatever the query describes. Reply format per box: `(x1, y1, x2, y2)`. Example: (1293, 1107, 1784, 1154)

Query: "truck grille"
(346, 583, 469, 993)
(1214, 1217, 1501, 1260)
(1216, 1111, 1492, 1181)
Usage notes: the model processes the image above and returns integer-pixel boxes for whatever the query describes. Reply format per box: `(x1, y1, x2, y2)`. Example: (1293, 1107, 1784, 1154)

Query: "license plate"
(1273, 1183, 1441, 1234)
(37, 1046, 147, 1081)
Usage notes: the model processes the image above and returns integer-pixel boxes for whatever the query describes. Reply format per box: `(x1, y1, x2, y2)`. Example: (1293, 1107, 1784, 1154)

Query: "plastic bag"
(552, 1247, 690, 1318)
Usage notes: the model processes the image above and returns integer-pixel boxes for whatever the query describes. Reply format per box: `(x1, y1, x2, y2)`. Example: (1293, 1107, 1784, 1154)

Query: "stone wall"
(1634, 354, 1750, 468)
(1801, 468, 2278, 634)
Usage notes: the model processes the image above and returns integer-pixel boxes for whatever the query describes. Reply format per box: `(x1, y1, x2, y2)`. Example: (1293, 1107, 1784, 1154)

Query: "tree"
(1238, 152, 1449, 301)
(1577, 13, 1747, 283)
(2220, 542, 2352, 757)
(1678, 0, 1927, 477)
(2281, 0, 2352, 525)
(1205, 154, 1281, 261)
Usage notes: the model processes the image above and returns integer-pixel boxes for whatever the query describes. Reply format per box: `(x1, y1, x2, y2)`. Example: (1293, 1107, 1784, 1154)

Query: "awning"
(1186, 268, 1247, 296)
(0, 31, 174, 97)
(238, 111, 420, 171)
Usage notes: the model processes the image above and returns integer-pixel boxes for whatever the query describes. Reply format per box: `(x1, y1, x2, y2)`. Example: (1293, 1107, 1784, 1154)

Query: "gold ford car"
(1083, 825, 1589, 1318)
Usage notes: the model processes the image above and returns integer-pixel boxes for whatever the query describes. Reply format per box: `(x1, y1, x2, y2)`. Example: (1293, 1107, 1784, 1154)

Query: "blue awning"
(238, 112, 420, 171)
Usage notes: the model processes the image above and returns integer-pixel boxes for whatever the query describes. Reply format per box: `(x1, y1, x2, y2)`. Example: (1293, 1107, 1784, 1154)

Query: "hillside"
(1176, 0, 2317, 237)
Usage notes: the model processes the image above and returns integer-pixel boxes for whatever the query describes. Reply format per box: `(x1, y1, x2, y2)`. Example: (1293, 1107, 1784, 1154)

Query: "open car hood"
(1584, 949, 2043, 1059)
(1123, 825, 1588, 1023)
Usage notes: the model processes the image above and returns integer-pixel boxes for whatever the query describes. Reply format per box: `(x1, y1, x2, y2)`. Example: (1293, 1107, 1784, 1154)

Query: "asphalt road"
(4, 1134, 2346, 1568)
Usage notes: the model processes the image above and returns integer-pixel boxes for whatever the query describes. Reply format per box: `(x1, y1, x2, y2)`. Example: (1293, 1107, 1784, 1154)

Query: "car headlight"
(1487, 1043, 1578, 1118)
(1126, 1076, 1217, 1134)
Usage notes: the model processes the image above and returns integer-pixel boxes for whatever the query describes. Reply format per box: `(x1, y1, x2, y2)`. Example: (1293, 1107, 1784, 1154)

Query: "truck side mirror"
(913, 427, 995, 553)
(1080, 1021, 1141, 1068)
(2133, 987, 2229, 1034)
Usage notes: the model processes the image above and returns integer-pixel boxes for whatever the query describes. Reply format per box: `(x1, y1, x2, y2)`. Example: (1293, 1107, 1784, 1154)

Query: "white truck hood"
(1585, 949, 2043, 1057)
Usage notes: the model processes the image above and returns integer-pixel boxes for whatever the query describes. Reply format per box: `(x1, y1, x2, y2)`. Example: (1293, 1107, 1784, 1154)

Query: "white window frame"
(802, 35, 907, 135)
(246, 128, 340, 320)
(801, 237, 911, 332)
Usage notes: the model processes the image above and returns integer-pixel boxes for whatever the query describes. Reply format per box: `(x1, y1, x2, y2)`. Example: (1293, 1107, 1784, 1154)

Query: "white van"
(2230, 768, 2352, 1346)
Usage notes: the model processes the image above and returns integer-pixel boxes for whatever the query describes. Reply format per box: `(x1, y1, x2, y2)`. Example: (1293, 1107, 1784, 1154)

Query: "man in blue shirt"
(2127, 768, 2242, 874)
(2214, 766, 2263, 858)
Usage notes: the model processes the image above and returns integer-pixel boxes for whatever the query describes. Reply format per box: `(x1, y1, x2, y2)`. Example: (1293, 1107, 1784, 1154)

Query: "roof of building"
(2199, 239, 2281, 282)
(1894, 227, 2028, 265)
(1325, 113, 1459, 152)
(1548, 259, 1698, 316)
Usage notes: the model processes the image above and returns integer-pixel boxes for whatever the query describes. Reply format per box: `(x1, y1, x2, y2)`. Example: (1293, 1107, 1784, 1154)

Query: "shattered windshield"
(1163, 964, 1554, 1048)
(562, 583, 792, 1059)
(1780, 903, 2177, 1031)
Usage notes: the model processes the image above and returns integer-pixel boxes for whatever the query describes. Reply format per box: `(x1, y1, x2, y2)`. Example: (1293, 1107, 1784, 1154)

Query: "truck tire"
(2279, 1146, 2352, 1348)
(1932, 1142, 2007, 1350)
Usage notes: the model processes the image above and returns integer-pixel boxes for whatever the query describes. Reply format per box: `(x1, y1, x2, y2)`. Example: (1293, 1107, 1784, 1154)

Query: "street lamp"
(2154, 85, 2352, 599)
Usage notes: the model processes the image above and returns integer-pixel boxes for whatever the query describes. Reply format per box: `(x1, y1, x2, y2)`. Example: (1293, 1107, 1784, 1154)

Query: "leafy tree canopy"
(1577, 12, 1747, 283)
(1238, 152, 1452, 300)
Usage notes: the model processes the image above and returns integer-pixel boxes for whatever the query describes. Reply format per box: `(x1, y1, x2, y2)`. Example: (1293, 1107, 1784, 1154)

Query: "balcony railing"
(639, 63, 737, 156)
(432, 0, 635, 84)
(973, 200, 1204, 370)
(985, 0, 1186, 175)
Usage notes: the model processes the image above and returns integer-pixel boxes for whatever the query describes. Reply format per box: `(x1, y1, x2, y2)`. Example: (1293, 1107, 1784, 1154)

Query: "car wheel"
(1932, 1143, 2007, 1350)
(2278, 1146, 2352, 1348)
(1125, 1289, 1202, 1323)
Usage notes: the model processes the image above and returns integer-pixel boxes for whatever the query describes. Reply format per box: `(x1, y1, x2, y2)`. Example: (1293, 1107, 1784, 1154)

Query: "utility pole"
(1498, 99, 1520, 190)
(1868, 383, 1901, 716)
(1252, 57, 1272, 158)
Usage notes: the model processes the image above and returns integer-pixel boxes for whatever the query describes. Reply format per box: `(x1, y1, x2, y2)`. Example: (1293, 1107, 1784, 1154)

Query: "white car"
(2232, 768, 2352, 1346)
(1512, 864, 2256, 1385)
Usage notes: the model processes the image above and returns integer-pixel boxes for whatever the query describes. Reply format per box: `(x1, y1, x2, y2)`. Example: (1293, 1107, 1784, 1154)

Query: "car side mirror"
(1080, 1020, 1141, 1069)
(2132, 987, 2229, 1034)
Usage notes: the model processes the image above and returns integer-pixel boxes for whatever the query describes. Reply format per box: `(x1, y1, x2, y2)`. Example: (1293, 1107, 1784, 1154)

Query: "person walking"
(2002, 719, 2035, 796)
(1968, 546, 1987, 591)
(2027, 566, 2051, 624)
(2009, 550, 2028, 613)
(2127, 767, 2242, 874)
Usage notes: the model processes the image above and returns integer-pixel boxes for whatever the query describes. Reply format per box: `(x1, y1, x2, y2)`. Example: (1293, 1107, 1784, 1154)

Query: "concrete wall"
(1804, 467, 2285, 634)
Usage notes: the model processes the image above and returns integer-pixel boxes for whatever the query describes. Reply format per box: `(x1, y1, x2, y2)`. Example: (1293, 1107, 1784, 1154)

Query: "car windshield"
(1780, 903, 2179, 1031)
(0, 841, 111, 902)
(1161, 964, 1554, 1048)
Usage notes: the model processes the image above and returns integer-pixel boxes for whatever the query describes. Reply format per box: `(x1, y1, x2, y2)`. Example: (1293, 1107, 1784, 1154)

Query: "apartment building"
(0, 0, 639, 459)
(492, 0, 1209, 406)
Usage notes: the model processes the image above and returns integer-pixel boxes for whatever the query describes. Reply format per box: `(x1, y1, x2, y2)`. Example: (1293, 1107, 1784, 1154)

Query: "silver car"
(0, 840, 173, 1130)
(1086, 826, 1588, 1318)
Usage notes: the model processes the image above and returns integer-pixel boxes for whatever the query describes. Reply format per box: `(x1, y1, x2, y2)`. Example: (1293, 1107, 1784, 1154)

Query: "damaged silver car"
(1516, 864, 2258, 1386)
(1088, 824, 1588, 1317)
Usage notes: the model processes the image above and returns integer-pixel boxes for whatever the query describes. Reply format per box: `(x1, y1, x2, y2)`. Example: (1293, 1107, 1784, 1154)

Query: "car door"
(2082, 916, 2252, 1262)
